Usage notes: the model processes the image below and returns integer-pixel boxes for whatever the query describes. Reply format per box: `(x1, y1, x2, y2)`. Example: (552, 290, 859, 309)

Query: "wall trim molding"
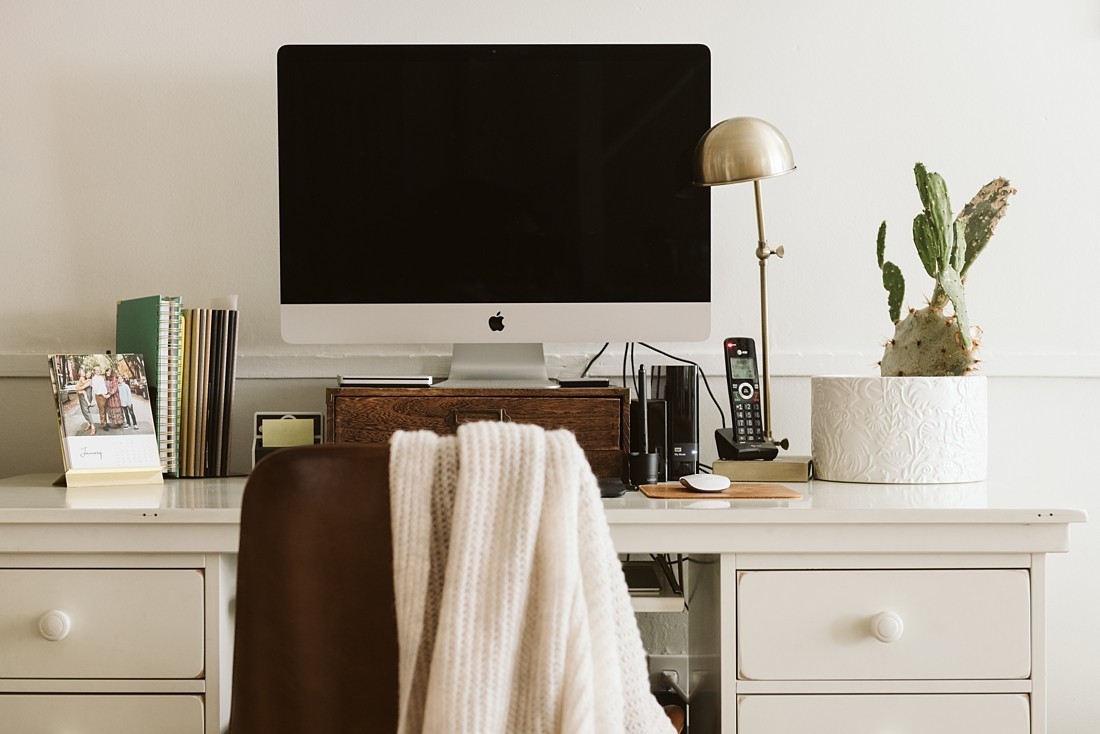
(5, 350, 1100, 380)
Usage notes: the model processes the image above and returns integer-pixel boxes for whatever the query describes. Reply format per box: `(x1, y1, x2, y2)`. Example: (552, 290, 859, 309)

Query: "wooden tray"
(640, 482, 802, 500)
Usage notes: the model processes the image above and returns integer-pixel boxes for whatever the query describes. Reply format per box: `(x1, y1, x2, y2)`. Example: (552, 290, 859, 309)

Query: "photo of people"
(51, 354, 155, 437)
(48, 353, 162, 473)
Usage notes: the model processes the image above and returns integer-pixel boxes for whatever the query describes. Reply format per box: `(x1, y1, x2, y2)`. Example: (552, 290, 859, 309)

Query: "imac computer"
(278, 43, 711, 386)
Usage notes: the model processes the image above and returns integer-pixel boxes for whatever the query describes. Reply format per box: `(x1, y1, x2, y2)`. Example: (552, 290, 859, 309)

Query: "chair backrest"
(229, 444, 398, 733)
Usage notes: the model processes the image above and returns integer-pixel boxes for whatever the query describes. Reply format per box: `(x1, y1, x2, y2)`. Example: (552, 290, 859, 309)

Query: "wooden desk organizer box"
(326, 387, 631, 478)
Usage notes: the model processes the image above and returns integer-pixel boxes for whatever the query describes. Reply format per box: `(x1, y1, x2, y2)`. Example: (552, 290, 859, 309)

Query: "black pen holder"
(628, 451, 660, 487)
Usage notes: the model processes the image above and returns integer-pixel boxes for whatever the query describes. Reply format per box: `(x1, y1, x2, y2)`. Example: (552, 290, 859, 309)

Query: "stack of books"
(116, 296, 238, 478)
(179, 305, 239, 477)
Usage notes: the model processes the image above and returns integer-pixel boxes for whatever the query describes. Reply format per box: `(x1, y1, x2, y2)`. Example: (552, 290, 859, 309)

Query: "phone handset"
(715, 336, 779, 461)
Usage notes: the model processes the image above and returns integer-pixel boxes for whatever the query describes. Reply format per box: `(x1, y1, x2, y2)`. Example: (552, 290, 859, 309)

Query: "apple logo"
(488, 311, 505, 332)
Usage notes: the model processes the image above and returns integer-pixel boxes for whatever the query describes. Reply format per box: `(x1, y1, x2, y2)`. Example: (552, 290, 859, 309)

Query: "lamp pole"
(752, 180, 787, 449)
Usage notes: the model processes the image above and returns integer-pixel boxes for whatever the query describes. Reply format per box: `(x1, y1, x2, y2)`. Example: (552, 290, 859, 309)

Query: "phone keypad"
(732, 381, 764, 442)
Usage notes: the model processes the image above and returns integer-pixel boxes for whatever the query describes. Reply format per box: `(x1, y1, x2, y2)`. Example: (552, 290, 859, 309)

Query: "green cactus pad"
(876, 221, 887, 269)
(960, 177, 1017, 277)
(881, 261, 905, 324)
(937, 265, 971, 350)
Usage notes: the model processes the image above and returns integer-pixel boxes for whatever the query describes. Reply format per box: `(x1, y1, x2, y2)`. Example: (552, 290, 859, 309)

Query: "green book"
(115, 295, 182, 476)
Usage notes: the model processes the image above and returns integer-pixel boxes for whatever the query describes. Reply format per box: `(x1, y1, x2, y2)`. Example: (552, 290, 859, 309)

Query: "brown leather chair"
(229, 444, 398, 733)
(229, 443, 684, 733)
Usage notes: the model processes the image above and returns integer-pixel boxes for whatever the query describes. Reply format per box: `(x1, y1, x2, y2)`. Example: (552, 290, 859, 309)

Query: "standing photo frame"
(48, 353, 163, 487)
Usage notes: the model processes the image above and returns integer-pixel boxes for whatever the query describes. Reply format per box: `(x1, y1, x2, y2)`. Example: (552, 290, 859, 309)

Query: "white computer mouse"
(679, 473, 731, 493)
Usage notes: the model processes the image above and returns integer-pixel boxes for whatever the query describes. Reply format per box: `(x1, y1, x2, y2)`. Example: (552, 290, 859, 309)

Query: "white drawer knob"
(871, 611, 904, 643)
(38, 610, 72, 641)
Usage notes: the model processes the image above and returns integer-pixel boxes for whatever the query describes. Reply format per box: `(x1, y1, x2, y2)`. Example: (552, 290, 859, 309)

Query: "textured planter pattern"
(811, 376, 987, 483)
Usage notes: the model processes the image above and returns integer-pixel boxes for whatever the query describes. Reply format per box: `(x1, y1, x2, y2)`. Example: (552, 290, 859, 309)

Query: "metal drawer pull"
(870, 610, 904, 643)
(38, 610, 72, 641)
(448, 409, 512, 428)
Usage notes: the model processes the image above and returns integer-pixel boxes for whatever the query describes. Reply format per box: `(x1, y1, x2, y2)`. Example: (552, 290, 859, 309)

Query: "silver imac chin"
(281, 301, 712, 388)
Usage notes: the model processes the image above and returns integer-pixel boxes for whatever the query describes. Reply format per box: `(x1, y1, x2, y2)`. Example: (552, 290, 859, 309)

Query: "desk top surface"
(0, 473, 1085, 557)
(0, 473, 1086, 526)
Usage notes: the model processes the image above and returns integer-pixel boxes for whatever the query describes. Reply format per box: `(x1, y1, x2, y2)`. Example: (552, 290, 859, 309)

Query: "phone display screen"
(727, 356, 757, 380)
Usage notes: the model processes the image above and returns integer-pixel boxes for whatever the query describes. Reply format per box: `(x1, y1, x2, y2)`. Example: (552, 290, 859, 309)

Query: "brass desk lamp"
(694, 116, 795, 450)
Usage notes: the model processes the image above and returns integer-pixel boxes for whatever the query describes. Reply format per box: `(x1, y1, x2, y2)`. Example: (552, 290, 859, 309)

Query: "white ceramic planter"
(811, 375, 987, 484)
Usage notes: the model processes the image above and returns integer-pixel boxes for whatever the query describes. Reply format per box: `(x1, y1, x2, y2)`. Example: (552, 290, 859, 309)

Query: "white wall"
(2, 1, 1098, 728)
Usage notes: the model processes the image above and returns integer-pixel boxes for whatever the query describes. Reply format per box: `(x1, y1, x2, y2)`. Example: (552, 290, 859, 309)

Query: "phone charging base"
(715, 428, 780, 461)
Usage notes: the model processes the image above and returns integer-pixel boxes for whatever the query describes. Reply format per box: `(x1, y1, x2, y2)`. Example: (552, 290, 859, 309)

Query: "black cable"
(620, 343, 629, 391)
(682, 556, 720, 565)
(580, 343, 609, 378)
(637, 342, 727, 429)
(650, 553, 684, 596)
(652, 364, 665, 403)
(629, 342, 638, 395)
(596, 343, 727, 447)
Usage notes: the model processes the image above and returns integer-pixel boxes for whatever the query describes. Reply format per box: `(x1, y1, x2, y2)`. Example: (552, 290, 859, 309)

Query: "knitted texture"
(389, 422, 674, 734)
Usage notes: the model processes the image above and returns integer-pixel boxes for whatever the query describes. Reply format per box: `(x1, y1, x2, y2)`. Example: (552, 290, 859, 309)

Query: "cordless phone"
(724, 337, 765, 443)
(716, 336, 778, 460)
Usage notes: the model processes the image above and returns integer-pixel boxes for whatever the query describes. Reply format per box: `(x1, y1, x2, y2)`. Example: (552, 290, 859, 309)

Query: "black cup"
(628, 452, 660, 487)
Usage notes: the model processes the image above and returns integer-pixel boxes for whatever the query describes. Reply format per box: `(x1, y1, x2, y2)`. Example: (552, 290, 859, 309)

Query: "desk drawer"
(0, 569, 204, 679)
(0, 694, 204, 734)
(738, 694, 1029, 733)
(328, 388, 629, 477)
(738, 569, 1030, 680)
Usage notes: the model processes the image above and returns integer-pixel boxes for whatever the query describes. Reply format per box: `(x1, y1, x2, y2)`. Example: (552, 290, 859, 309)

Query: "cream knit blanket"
(389, 422, 674, 734)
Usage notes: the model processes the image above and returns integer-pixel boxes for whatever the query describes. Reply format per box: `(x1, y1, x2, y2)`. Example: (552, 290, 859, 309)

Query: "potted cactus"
(811, 163, 1016, 483)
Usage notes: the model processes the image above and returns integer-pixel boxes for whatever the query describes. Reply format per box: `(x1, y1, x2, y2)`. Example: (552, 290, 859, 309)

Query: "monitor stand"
(434, 343, 558, 389)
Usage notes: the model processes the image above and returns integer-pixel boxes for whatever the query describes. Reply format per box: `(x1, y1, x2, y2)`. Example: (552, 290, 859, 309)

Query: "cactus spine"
(877, 163, 1016, 377)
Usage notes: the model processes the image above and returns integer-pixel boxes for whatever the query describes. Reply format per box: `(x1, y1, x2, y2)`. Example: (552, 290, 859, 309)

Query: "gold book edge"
(712, 456, 812, 482)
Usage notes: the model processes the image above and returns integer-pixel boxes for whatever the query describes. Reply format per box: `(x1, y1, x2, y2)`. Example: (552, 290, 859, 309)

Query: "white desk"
(0, 474, 1085, 734)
